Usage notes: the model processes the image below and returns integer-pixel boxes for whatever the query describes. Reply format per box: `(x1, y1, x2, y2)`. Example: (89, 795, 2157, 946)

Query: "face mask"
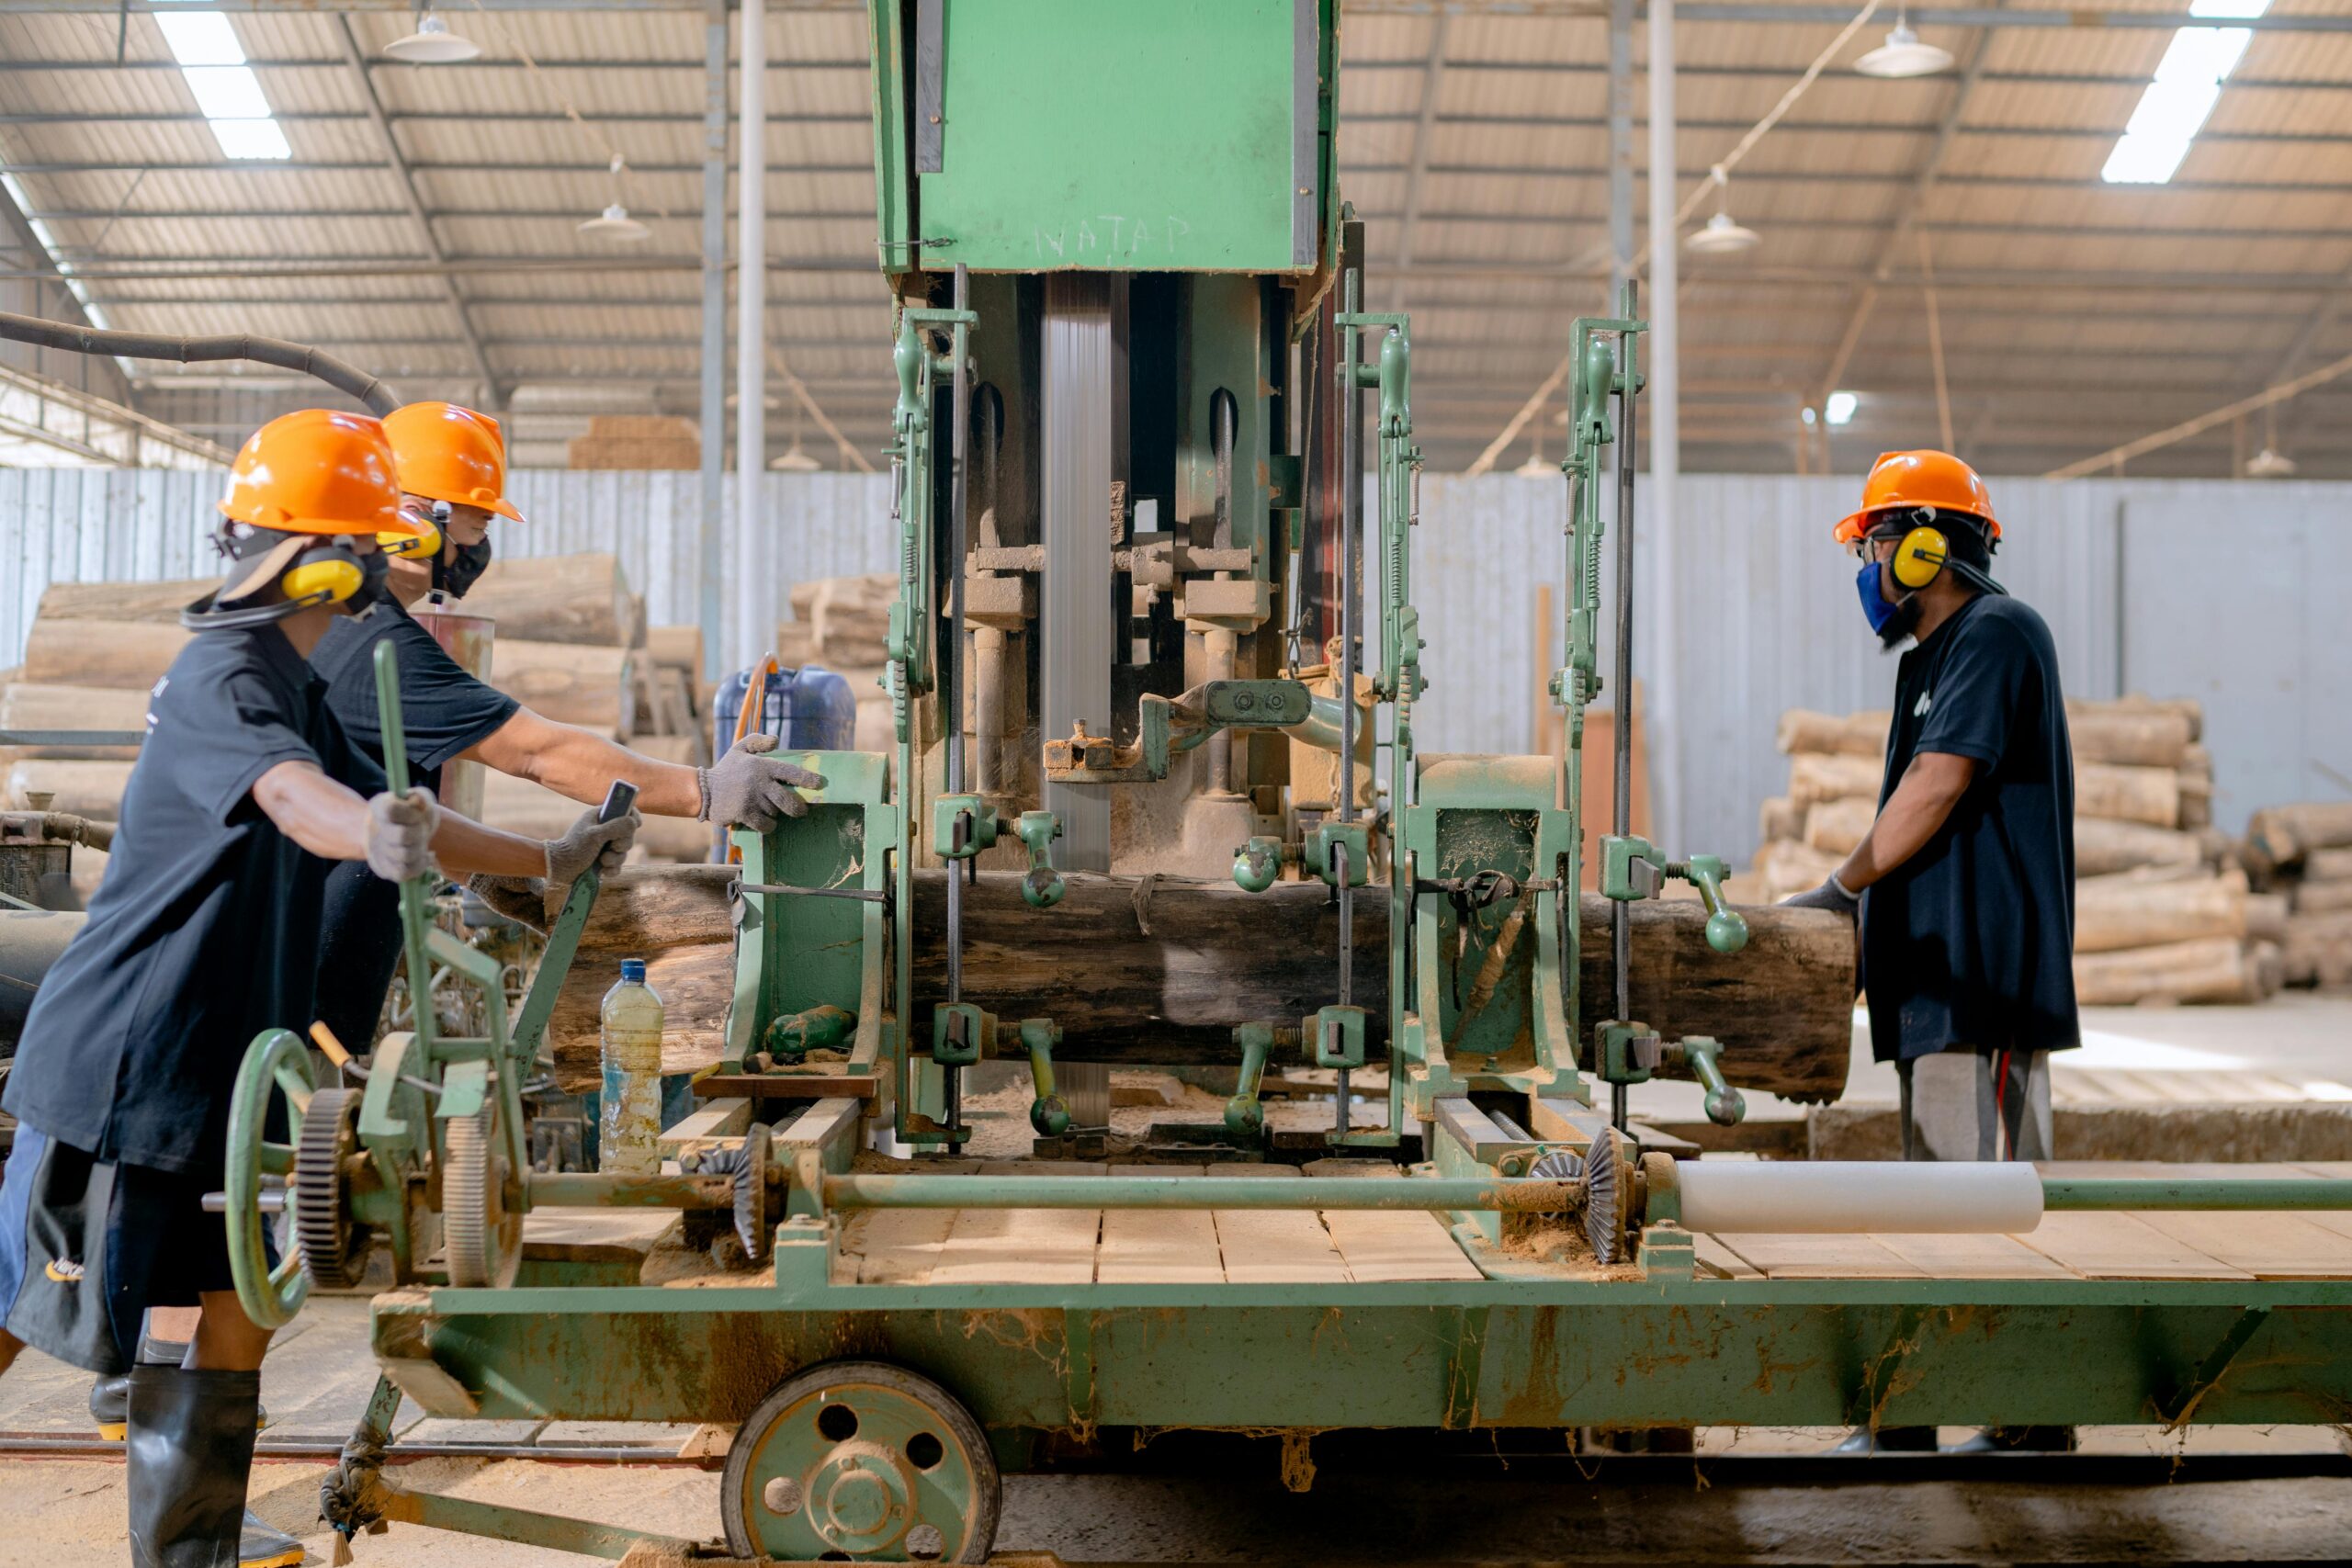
(434, 533, 494, 599)
(1855, 556, 1920, 649)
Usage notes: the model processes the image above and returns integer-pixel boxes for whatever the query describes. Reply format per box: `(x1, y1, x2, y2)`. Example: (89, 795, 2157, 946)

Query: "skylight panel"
(2100, 1, 2268, 186)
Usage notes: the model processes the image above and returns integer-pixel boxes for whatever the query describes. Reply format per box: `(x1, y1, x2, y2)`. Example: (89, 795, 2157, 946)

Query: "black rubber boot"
(127, 1365, 264, 1568)
(1829, 1426, 1937, 1453)
(92, 1333, 191, 1441)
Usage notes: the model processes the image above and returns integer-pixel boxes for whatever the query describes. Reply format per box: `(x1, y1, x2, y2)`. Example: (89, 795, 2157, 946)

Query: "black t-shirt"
(3, 626, 385, 1178)
(1862, 593, 2080, 1063)
(311, 604, 520, 1052)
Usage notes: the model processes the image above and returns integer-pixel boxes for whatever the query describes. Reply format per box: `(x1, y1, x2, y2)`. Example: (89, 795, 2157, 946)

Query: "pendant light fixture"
(1856, 11, 1954, 79)
(1685, 166, 1760, 255)
(578, 154, 651, 243)
(384, 7, 481, 66)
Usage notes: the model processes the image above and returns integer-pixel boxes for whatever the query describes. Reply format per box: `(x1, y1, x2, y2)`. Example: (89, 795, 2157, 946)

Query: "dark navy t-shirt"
(310, 604, 519, 1052)
(1861, 593, 2081, 1063)
(3, 626, 384, 1178)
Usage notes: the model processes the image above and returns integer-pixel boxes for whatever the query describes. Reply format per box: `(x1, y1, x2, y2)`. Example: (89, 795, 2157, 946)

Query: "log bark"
(0, 683, 149, 759)
(2304, 847, 2352, 883)
(5, 759, 130, 818)
(2075, 818, 2204, 876)
(2245, 891, 2290, 947)
(2281, 911, 2352, 988)
(1787, 752, 1882, 808)
(2292, 877, 2352, 916)
(1803, 796, 1875, 856)
(1775, 709, 1888, 758)
(519, 868, 1859, 1101)
(2246, 804, 2352, 877)
(2249, 939, 2285, 1000)
(1757, 795, 1804, 843)
(1748, 839, 1841, 903)
(2073, 762, 2180, 827)
(1778, 705, 2192, 767)
(35, 578, 212, 625)
(2073, 936, 2264, 1006)
(461, 553, 633, 647)
(2074, 870, 2245, 954)
(2074, 694, 2200, 744)
(22, 619, 190, 689)
(489, 638, 631, 733)
(485, 863, 738, 949)
(646, 625, 703, 680)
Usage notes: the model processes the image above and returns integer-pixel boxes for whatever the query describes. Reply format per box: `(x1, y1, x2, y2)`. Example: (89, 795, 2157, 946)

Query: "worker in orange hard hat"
(1799, 451, 2079, 1458)
(1, 410, 631, 1568)
(302, 400, 820, 1077)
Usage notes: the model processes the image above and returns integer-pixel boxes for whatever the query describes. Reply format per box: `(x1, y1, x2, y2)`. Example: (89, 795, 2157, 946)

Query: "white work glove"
(544, 805, 641, 886)
(698, 734, 827, 831)
(364, 786, 440, 884)
(1781, 874, 1860, 917)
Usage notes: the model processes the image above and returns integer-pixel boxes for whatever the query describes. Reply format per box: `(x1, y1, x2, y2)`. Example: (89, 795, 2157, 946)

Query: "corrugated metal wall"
(3, 468, 2340, 858)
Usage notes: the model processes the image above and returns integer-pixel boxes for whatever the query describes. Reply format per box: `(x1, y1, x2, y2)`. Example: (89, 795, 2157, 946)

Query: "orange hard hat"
(383, 400, 525, 522)
(218, 409, 414, 539)
(1833, 449, 1999, 545)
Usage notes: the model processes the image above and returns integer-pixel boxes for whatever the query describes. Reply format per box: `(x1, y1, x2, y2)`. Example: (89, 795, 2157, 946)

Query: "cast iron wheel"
(443, 1105, 521, 1289)
(292, 1085, 373, 1288)
(721, 1359, 1000, 1563)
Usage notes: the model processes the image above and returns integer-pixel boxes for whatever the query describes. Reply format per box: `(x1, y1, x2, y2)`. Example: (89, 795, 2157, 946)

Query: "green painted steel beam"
(821, 1173, 1573, 1212)
(2043, 1179, 2352, 1212)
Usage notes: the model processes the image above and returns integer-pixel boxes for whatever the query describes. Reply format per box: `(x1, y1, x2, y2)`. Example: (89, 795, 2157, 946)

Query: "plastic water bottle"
(600, 958, 665, 1177)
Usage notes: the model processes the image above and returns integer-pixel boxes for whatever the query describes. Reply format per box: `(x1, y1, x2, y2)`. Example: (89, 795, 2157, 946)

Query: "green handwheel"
(224, 1028, 316, 1331)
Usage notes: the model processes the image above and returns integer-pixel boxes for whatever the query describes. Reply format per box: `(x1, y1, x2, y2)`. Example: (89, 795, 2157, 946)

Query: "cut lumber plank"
(1214, 1208, 1350, 1283)
(1869, 1232, 2075, 1280)
(1096, 1208, 1224, 1283)
(1706, 1233, 1923, 1280)
(21, 618, 190, 689)
(461, 553, 634, 647)
(1690, 1233, 1762, 1280)
(2130, 1209, 2352, 1280)
(2018, 1213, 2249, 1280)
(926, 1205, 1100, 1284)
(658, 1098, 751, 1154)
(848, 1211, 965, 1284)
(1320, 1210, 1482, 1282)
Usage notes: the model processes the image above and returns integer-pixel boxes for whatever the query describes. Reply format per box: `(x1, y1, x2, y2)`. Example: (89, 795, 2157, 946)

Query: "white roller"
(1675, 1161, 2043, 1235)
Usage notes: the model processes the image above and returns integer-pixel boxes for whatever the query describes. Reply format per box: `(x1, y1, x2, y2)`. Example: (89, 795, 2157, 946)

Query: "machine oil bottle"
(599, 957, 665, 1176)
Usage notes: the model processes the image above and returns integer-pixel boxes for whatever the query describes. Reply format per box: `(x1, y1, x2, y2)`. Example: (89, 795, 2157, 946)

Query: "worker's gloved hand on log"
(364, 786, 440, 884)
(1781, 874, 1860, 917)
(544, 804, 641, 885)
(699, 734, 828, 830)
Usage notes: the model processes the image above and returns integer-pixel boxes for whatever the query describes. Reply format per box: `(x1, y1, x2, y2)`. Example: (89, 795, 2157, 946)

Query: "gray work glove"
(1781, 874, 1861, 917)
(698, 733, 827, 831)
(364, 786, 439, 884)
(543, 804, 641, 886)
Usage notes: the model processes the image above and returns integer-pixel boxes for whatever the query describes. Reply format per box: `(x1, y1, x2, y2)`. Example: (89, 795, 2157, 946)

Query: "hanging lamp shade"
(384, 12, 481, 65)
(1856, 22, 1953, 79)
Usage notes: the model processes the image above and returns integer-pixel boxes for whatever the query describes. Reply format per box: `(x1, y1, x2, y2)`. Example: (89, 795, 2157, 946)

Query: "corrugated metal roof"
(1, 2, 2347, 478)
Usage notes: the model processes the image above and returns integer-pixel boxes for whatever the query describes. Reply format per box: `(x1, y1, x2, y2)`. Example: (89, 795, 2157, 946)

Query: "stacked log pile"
(2, 553, 710, 862)
(1751, 696, 2279, 1006)
(2244, 802, 2352, 988)
(774, 572, 897, 754)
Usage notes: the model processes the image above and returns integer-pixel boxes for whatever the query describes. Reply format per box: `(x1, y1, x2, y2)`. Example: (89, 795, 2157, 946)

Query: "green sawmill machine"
(176, 3, 2352, 1562)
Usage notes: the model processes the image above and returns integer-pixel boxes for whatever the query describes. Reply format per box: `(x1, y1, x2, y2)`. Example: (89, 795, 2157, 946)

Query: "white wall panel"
(2, 468, 2339, 861)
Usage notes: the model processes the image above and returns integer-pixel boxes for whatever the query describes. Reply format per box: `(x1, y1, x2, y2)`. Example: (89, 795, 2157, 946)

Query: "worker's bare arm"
(428, 811, 552, 880)
(251, 759, 371, 860)
(1836, 750, 1978, 893)
(464, 705, 702, 818)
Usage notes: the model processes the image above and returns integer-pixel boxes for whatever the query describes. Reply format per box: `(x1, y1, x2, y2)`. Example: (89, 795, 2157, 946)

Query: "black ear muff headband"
(181, 530, 376, 631)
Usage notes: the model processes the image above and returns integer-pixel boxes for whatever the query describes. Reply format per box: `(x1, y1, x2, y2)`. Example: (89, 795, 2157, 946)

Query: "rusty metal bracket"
(2159, 1305, 2273, 1430)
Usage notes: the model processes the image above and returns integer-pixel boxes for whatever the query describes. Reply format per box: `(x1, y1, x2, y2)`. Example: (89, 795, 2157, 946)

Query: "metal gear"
(443, 1106, 521, 1289)
(1582, 1126, 1622, 1265)
(735, 1122, 774, 1266)
(292, 1085, 372, 1289)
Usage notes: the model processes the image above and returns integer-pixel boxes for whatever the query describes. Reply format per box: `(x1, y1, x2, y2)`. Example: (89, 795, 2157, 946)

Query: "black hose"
(0, 310, 399, 414)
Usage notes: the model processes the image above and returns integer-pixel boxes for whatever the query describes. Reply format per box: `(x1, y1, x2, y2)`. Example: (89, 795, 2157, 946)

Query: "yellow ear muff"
(379, 517, 442, 559)
(281, 551, 365, 605)
(1892, 525, 1949, 591)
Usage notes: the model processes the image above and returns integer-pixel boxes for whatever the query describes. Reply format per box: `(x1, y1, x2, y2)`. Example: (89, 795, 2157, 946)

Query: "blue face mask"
(1856, 557, 1900, 635)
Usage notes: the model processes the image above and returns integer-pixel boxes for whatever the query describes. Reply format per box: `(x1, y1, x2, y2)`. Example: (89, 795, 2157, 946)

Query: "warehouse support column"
(1646, 0, 1683, 850)
(1607, 0, 1634, 311)
(698, 0, 728, 682)
(734, 0, 768, 670)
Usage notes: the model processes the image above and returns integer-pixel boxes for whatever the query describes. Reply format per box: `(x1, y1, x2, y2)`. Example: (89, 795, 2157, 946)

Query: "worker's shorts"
(0, 1124, 266, 1374)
